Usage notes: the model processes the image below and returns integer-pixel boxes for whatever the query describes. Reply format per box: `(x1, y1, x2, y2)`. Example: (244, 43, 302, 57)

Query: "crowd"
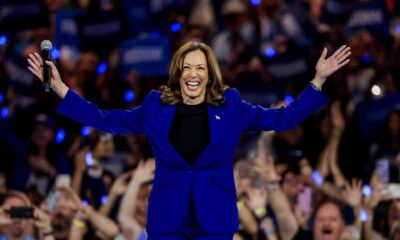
(0, 0, 400, 239)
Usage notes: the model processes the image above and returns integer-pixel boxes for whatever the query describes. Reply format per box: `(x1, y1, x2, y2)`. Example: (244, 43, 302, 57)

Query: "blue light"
(82, 200, 89, 206)
(101, 195, 108, 205)
(264, 47, 276, 58)
(396, 24, 400, 34)
(1, 107, 8, 118)
(0, 93, 3, 103)
(85, 151, 94, 167)
(360, 209, 369, 222)
(97, 62, 107, 75)
(0, 35, 7, 46)
(362, 184, 372, 197)
(171, 22, 181, 32)
(55, 129, 66, 144)
(362, 53, 371, 64)
(312, 171, 323, 186)
(250, 0, 261, 6)
(81, 126, 91, 137)
(124, 90, 135, 103)
(51, 46, 61, 60)
(284, 94, 294, 105)
(151, 31, 160, 38)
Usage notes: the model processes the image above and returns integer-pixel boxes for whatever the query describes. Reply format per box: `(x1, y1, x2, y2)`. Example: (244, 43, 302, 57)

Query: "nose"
(189, 68, 197, 77)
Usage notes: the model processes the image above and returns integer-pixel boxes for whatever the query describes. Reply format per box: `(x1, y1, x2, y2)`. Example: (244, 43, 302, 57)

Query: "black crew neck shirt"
(168, 102, 210, 165)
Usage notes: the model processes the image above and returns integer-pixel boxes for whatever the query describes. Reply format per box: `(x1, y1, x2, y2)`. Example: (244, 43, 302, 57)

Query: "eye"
(183, 66, 190, 70)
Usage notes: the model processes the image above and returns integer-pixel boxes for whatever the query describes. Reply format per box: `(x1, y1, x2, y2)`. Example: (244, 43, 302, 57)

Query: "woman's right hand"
(27, 52, 69, 98)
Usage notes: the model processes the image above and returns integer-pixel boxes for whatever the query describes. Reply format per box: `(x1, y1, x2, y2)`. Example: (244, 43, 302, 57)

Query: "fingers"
(27, 53, 44, 81)
(332, 45, 347, 58)
(45, 60, 56, 71)
(338, 59, 350, 68)
(335, 48, 351, 63)
(28, 53, 42, 68)
(33, 52, 43, 65)
(318, 47, 328, 61)
(27, 66, 43, 81)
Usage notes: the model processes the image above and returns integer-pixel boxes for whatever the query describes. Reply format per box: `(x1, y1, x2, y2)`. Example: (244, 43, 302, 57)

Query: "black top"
(169, 102, 210, 165)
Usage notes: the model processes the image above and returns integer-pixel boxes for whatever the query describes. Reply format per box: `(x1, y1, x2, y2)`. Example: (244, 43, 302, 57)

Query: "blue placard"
(75, 11, 125, 54)
(122, 0, 150, 34)
(355, 93, 400, 139)
(119, 37, 171, 79)
(0, 0, 49, 33)
(345, 1, 390, 39)
(54, 9, 83, 49)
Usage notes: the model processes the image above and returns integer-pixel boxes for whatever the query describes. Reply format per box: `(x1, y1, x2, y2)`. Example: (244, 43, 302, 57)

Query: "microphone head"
(40, 40, 52, 50)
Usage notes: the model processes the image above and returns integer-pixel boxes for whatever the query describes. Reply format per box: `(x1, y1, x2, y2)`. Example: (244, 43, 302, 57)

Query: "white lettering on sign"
(1, 4, 41, 19)
(348, 10, 383, 27)
(61, 19, 77, 35)
(123, 47, 163, 64)
(83, 21, 121, 36)
(268, 60, 307, 78)
(6, 61, 34, 85)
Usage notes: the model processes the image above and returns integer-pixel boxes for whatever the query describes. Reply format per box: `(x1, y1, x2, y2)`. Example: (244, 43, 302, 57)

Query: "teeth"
(187, 81, 200, 86)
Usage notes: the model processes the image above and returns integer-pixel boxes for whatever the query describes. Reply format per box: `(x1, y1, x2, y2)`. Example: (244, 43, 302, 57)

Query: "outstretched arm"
(239, 45, 351, 132)
(27, 52, 147, 134)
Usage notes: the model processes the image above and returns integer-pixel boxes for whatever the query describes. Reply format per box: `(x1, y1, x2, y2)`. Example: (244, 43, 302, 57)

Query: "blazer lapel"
(193, 105, 225, 168)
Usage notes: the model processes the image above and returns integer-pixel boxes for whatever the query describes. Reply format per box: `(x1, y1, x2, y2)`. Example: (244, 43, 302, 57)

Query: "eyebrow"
(183, 63, 206, 67)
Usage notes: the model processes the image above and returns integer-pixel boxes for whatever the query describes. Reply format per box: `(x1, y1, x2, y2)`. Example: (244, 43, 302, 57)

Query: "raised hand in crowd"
(62, 186, 118, 240)
(253, 152, 298, 240)
(342, 178, 363, 208)
(118, 159, 155, 240)
(246, 186, 280, 240)
(99, 170, 132, 216)
(33, 207, 54, 240)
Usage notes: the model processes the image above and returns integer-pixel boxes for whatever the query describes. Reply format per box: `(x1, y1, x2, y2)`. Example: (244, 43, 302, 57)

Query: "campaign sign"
(122, 0, 149, 34)
(345, 1, 390, 39)
(75, 11, 125, 54)
(54, 9, 83, 49)
(355, 93, 400, 139)
(119, 37, 170, 79)
(321, 0, 352, 24)
(263, 49, 312, 86)
(0, 0, 49, 33)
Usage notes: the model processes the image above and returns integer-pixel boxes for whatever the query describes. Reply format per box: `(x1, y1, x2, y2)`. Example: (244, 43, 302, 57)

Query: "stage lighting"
(371, 85, 381, 96)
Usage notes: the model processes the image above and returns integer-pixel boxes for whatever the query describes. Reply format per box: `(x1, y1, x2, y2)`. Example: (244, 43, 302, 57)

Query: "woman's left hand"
(313, 45, 351, 88)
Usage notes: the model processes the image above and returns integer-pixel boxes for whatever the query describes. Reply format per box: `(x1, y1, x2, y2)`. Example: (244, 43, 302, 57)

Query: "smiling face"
(313, 202, 345, 240)
(179, 50, 209, 105)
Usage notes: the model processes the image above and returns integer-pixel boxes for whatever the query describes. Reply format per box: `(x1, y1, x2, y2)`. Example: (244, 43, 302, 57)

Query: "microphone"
(40, 40, 52, 92)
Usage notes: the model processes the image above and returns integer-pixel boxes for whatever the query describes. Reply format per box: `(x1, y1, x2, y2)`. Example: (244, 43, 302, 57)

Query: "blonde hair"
(159, 41, 228, 106)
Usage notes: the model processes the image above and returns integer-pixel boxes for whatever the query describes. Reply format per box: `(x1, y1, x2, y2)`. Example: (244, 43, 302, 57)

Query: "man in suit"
(27, 41, 351, 240)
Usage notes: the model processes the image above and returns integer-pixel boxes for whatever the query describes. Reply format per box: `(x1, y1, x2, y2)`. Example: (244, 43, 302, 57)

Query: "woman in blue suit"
(27, 41, 350, 240)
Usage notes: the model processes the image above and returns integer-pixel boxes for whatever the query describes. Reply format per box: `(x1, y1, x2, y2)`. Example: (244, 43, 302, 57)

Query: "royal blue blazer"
(56, 84, 328, 234)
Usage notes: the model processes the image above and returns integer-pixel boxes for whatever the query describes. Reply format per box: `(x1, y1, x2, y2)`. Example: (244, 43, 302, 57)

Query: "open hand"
(313, 45, 351, 87)
(133, 158, 155, 184)
(342, 178, 362, 208)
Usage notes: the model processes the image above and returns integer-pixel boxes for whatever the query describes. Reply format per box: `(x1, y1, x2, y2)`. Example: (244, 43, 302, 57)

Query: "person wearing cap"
(28, 40, 350, 239)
